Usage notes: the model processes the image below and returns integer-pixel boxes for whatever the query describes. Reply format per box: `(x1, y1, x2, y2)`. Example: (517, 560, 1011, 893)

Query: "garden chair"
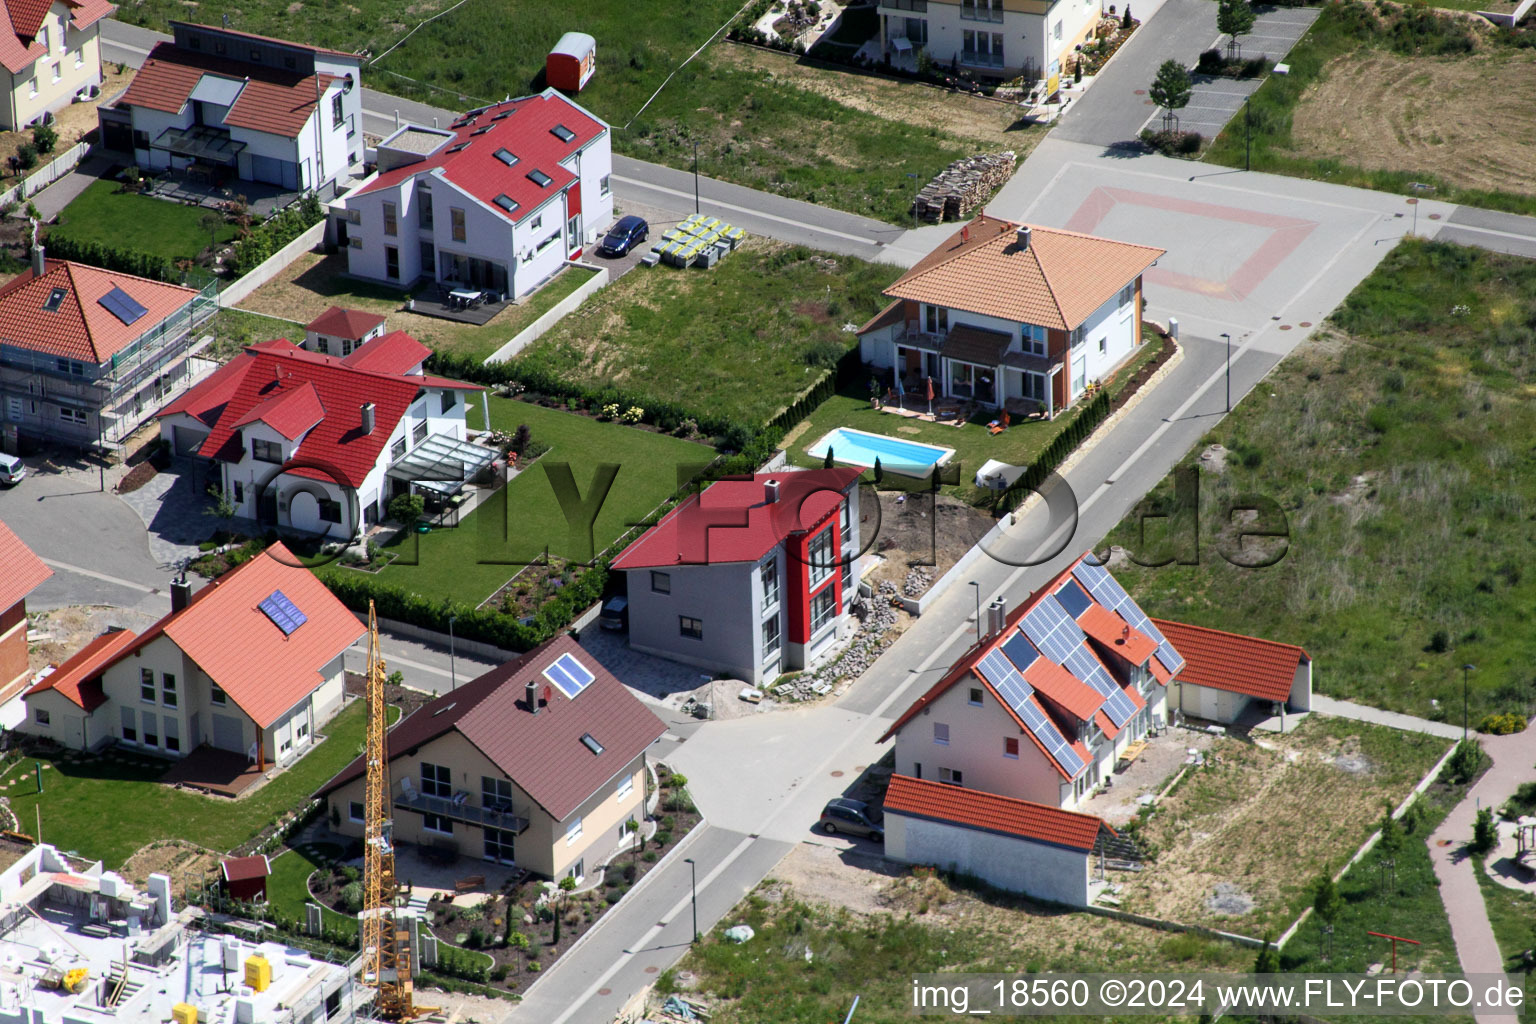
(988, 411, 1011, 435)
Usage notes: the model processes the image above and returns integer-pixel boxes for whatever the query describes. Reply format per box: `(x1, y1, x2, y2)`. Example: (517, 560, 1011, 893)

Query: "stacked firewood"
(912, 151, 1017, 223)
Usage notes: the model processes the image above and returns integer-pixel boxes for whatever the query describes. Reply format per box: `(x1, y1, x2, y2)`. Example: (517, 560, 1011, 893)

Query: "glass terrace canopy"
(153, 124, 247, 163)
(385, 433, 495, 495)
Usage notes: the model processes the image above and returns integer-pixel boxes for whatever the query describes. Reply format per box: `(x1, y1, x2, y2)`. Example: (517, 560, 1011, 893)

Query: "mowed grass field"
(1103, 239, 1536, 721)
(48, 179, 239, 261)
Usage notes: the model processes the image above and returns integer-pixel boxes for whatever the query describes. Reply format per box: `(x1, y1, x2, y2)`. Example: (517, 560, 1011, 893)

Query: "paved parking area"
(1241, 5, 1320, 60)
(585, 198, 692, 284)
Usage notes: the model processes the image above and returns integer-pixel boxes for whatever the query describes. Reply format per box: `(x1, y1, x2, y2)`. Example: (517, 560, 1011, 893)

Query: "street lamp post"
(1221, 333, 1232, 413)
(448, 614, 458, 691)
(683, 857, 699, 943)
(970, 581, 982, 637)
(1244, 95, 1252, 172)
(906, 172, 920, 231)
(693, 141, 700, 215)
(1461, 664, 1476, 743)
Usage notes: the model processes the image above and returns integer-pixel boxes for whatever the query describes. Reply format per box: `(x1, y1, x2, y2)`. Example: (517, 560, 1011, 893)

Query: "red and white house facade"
(612, 469, 864, 686)
(335, 88, 612, 300)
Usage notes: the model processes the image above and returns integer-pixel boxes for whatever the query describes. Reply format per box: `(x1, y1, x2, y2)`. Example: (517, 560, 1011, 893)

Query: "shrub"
(1427, 629, 1450, 653)
(1471, 807, 1497, 854)
(229, 194, 323, 275)
(466, 926, 485, 949)
(642, 850, 658, 863)
(341, 865, 361, 884)
(14, 144, 36, 171)
(491, 964, 510, 982)
(506, 930, 530, 950)
(1441, 739, 1485, 785)
(1479, 712, 1526, 735)
(337, 882, 364, 914)
(387, 493, 425, 525)
(605, 889, 623, 905)
(1138, 128, 1203, 157)
(31, 123, 56, 155)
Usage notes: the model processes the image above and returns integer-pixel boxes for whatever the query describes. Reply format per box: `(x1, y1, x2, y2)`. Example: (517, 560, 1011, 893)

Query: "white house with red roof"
(22, 541, 365, 769)
(0, 250, 211, 446)
(99, 21, 362, 194)
(302, 305, 385, 356)
(157, 333, 485, 540)
(0, 0, 114, 131)
(1154, 618, 1311, 724)
(611, 468, 864, 686)
(857, 215, 1163, 416)
(334, 88, 612, 299)
(0, 519, 51, 711)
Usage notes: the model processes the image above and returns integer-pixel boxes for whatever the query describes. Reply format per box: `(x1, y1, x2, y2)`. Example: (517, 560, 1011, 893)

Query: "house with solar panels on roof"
(332, 87, 612, 300)
(315, 635, 665, 882)
(21, 541, 364, 775)
(0, 248, 214, 447)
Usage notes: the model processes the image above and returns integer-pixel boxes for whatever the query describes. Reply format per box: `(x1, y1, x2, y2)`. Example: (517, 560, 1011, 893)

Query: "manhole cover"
(1279, 324, 1292, 330)
(598, 988, 612, 996)
(644, 966, 660, 974)
(1300, 321, 1312, 327)
(1134, 89, 1146, 94)
(855, 765, 867, 772)
(830, 770, 844, 777)
(1429, 213, 1442, 220)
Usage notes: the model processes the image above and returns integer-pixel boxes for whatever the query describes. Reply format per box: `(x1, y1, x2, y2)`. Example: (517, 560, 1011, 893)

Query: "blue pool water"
(806, 427, 955, 477)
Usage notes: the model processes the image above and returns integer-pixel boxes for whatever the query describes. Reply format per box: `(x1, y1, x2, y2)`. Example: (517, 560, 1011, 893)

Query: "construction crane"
(361, 601, 413, 1021)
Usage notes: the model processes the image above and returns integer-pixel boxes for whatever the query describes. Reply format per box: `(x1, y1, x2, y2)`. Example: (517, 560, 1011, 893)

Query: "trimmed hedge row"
(1001, 390, 1112, 504)
(44, 234, 182, 283)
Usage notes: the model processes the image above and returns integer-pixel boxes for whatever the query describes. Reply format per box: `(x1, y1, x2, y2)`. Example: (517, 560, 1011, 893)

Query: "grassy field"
(1476, 862, 1536, 1004)
(237, 251, 597, 361)
(514, 239, 891, 426)
(207, 308, 306, 361)
(266, 841, 358, 938)
(5, 700, 388, 868)
(358, 398, 712, 603)
(1205, 1, 1536, 216)
(48, 179, 239, 260)
(1103, 239, 1536, 721)
(780, 336, 1166, 505)
(1120, 717, 1449, 935)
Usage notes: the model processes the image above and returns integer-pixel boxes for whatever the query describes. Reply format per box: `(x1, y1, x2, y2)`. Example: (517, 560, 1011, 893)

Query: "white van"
(0, 453, 24, 487)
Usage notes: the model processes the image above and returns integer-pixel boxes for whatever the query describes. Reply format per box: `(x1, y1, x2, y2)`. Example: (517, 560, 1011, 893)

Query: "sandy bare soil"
(863, 491, 993, 594)
(28, 605, 162, 674)
(1289, 49, 1536, 196)
(119, 839, 222, 894)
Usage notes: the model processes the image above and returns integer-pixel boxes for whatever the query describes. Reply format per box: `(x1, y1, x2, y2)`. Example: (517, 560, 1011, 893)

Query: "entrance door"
(211, 714, 243, 752)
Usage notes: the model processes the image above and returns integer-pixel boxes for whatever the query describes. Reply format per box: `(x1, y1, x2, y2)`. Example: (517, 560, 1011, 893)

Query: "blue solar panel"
(542, 652, 595, 698)
(978, 650, 1034, 712)
(98, 286, 148, 327)
(1063, 643, 1137, 728)
(1017, 696, 1085, 777)
(1055, 578, 1093, 619)
(1073, 560, 1186, 676)
(1022, 596, 1084, 664)
(258, 589, 307, 636)
(1000, 631, 1040, 673)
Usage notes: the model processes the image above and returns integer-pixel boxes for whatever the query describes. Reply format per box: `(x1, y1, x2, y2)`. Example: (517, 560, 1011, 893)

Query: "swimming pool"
(806, 427, 955, 477)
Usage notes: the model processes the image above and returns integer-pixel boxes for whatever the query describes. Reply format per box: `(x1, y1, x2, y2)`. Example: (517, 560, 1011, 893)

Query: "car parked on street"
(599, 215, 649, 257)
(819, 797, 883, 841)
(0, 453, 24, 487)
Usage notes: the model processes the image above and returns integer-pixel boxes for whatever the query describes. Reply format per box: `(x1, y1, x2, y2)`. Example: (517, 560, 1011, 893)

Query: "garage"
(1153, 618, 1312, 725)
(249, 154, 300, 189)
(211, 713, 244, 753)
(172, 425, 209, 456)
(882, 774, 1115, 907)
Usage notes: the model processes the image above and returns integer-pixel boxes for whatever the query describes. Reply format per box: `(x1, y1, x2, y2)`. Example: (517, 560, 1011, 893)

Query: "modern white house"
(857, 214, 1162, 417)
(0, 0, 115, 132)
(611, 468, 865, 686)
(101, 21, 363, 195)
(334, 88, 613, 299)
(877, 0, 1102, 93)
(156, 336, 486, 540)
(22, 542, 364, 770)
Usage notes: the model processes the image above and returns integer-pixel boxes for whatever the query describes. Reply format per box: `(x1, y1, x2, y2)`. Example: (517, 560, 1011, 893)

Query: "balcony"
(961, 49, 1006, 68)
(396, 785, 530, 834)
(881, 0, 927, 10)
(960, 3, 1005, 22)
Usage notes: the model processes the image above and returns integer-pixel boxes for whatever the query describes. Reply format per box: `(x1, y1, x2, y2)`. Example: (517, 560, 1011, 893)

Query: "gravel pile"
(902, 566, 934, 597)
(774, 589, 903, 702)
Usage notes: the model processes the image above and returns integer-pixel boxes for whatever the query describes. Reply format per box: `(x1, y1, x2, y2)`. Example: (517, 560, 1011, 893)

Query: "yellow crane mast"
(361, 601, 413, 1021)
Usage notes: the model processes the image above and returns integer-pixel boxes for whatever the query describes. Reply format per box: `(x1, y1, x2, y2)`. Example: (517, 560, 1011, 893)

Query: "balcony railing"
(961, 3, 1006, 21)
(961, 49, 1005, 68)
(881, 0, 927, 10)
(397, 787, 530, 834)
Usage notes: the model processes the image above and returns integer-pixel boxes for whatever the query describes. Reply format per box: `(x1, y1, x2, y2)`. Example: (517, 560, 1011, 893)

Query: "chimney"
(30, 243, 44, 277)
(764, 479, 780, 504)
(987, 598, 1007, 638)
(360, 402, 376, 435)
(1016, 225, 1031, 250)
(526, 680, 539, 714)
(170, 566, 191, 613)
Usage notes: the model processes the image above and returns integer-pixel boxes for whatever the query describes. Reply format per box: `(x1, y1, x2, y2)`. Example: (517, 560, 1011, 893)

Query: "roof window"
(550, 124, 575, 143)
(493, 194, 518, 214)
(527, 169, 552, 188)
(580, 733, 604, 756)
(42, 286, 67, 312)
(493, 148, 517, 167)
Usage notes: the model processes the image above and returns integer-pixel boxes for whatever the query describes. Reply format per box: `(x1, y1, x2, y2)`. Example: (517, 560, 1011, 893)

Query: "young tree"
(1122, 3, 1133, 28)
(1148, 60, 1192, 132)
(1312, 867, 1343, 959)
(1253, 932, 1280, 973)
(1376, 800, 1403, 856)
(1217, 0, 1256, 59)
(1472, 807, 1498, 855)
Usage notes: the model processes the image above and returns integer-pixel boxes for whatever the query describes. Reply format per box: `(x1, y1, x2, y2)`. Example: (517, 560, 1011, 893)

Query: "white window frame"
(616, 774, 634, 802)
(1022, 323, 1047, 356)
(1004, 737, 1020, 759)
(34, 707, 49, 726)
(810, 586, 836, 635)
(939, 766, 963, 785)
(565, 816, 583, 845)
(759, 559, 779, 612)
(420, 761, 452, 799)
(808, 529, 834, 587)
(161, 672, 177, 708)
(422, 813, 452, 836)
(968, 687, 984, 707)
(762, 615, 781, 658)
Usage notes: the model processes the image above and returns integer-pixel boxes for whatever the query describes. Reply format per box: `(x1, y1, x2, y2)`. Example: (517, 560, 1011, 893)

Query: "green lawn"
(514, 240, 892, 427)
(47, 179, 239, 262)
(358, 398, 713, 603)
(207, 308, 305, 362)
(1102, 240, 1536, 720)
(266, 841, 358, 939)
(1476, 861, 1536, 1005)
(7, 700, 383, 869)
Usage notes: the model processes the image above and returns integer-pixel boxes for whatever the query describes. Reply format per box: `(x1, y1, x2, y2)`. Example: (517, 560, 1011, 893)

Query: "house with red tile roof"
(0, 0, 115, 132)
(0, 252, 210, 446)
(98, 21, 362, 194)
(302, 306, 385, 356)
(857, 214, 1163, 417)
(23, 541, 364, 768)
(611, 468, 865, 686)
(882, 773, 1116, 906)
(333, 88, 612, 300)
(157, 337, 485, 540)
(316, 634, 665, 881)
(0, 518, 51, 707)
(1153, 618, 1311, 724)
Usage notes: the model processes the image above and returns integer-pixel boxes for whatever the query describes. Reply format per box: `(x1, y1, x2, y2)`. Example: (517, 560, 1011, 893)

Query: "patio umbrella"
(925, 376, 935, 416)
(894, 375, 905, 409)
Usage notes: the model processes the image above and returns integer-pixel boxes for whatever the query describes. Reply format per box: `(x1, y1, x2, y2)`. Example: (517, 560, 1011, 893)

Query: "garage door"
(172, 425, 208, 456)
(249, 155, 299, 189)
(211, 714, 243, 753)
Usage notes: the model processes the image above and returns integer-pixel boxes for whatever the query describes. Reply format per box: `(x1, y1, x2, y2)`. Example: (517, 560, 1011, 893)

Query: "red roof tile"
(356, 90, 606, 226)
(158, 340, 436, 488)
(230, 379, 324, 440)
(120, 42, 337, 138)
(0, 519, 50, 612)
(884, 774, 1113, 851)
(341, 330, 430, 376)
(120, 542, 363, 728)
(316, 635, 666, 820)
(220, 855, 270, 882)
(1022, 655, 1103, 723)
(26, 628, 134, 711)
(62, 0, 114, 33)
(306, 306, 385, 340)
(1152, 619, 1307, 703)
(0, 260, 198, 364)
(0, 0, 111, 75)
(1078, 602, 1159, 666)
(612, 468, 862, 570)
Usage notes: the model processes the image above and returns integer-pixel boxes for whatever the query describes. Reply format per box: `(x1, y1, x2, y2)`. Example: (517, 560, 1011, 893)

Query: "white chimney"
(30, 243, 44, 277)
(1016, 225, 1031, 250)
(360, 402, 376, 435)
(764, 479, 780, 504)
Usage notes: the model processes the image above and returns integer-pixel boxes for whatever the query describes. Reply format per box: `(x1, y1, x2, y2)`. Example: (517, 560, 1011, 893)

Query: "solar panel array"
(1064, 643, 1138, 727)
(98, 286, 148, 327)
(1000, 631, 1039, 673)
(977, 645, 1085, 778)
(543, 652, 595, 699)
(978, 649, 1033, 708)
(1022, 596, 1084, 663)
(1072, 561, 1186, 676)
(258, 589, 307, 636)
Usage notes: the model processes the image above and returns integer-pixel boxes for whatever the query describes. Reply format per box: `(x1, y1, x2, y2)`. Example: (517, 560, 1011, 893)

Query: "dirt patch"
(27, 605, 163, 675)
(1289, 48, 1536, 197)
(1205, 881, 1255, 917)
(766, 843, 901, 916)
(343, 671, 433, 720)
(863, 491, 992, 595)
(120, 839, 222, 894)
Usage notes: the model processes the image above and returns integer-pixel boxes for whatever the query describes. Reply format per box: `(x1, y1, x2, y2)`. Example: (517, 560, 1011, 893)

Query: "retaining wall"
(482, 263, 611, 364)
(217, 220, 326, 307)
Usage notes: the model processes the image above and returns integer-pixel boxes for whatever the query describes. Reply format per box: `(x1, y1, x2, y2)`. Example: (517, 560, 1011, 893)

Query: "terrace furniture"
(449, 288, 479, 309)
(453, 874, 486, 894)
(988, 411, 1011, 435)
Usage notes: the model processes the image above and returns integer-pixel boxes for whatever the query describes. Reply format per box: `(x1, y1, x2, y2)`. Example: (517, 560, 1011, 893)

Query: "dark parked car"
(599, 215, 649, 257)
(818, 798, 883, 841)
(598, 595, 629, 631)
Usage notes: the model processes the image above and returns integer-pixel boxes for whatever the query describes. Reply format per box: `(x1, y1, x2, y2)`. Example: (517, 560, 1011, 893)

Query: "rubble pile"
(902, 566, 934, 597)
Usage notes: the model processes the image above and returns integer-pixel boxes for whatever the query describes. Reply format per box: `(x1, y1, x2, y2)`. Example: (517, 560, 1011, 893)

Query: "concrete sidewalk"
(1309, 695, 1463, 741)
(29, 153, 116, 221)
